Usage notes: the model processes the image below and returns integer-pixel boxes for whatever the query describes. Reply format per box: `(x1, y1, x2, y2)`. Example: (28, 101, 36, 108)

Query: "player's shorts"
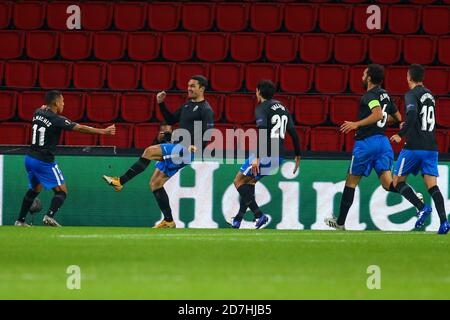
(239, 154, 283, 181)
(349, 134, 393, 177)
(155, 143, 194, 178)
(25, 155, 65, 190)
(394, 149, 439, 177)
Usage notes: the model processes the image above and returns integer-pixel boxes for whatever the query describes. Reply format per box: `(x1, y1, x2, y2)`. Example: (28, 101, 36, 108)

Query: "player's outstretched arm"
(387, 111, 402, 126)
(73, 124, 116, 136)
(156, 91, 180, 125)
(287, 127, 301, 174)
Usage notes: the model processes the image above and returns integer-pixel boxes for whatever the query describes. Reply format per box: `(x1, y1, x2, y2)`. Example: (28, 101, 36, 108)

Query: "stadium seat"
(155, 93, 187, 121)
(81, 2, 113, 31)
(162, 32, 195, 62)
(285, 126, 310, 152)
(265, 33, 299, 63)
(318, 5, 352, 33)
(0, 123, 30, 145)
(315, 65, 349, 94)
(349, 65, 366, 94)
(5, 60, 38, 88)
(0, 1, 12, 29)
(310, 127, 344, 152)
(403, 36, 437, 65)
(436, 97, 450, 128)
(13, 1, 45, 30)
(424, 67, 450, 95)
(60, 31, 93, 60)
(114, 2, 147, 31)
(204, 93, 224, 122)
(273, 94, 294, 112)
(182, 2, 215, 32)
(86, 92, 120, 123)
(127, 32, 160, 61)
(0, 30, 24, 59)
(284, 4, 318, 33)
(409, 0, 438, 3)
(239, 124, 259, 152)
(60, 92, 85, 122)
(107, 62, 141, 91)
(18, 91, 45, 121)
(436, 130, 449, 154)
(0, 61, 3, 85)
(279, 64, 314, 93)
(26, 31, 59, 60)
(334, 34, 368, 64)
(388, 6, 421, 34)
(175, 63, 210, 90)
(100, 123, 134, 148)
(384, 66, 409, 95)
(0, 91, 17, 121)
(391, 96, 404, 119)
(438, 37, 450, 66)
(39, 61, 73, 89)
(121, 93, 154, 123)
(148, 2, 181, 31)
(374, 0, 401, 3)
(47, 1, 80, 30)
(250, 3, 283, 32)
(245, 64, 279, 92)
(134, 123, 160, 149)
(73, 62, 106, 89)
(216, 3, 249, 32)
(295, 95, 329, 125)
(142, 62, 174, 91)
(353, 4, 388, 34)
(94, 32, 127, 61)
(64, 123, 98, 146)
(225, 94, 257, 124)
(196, 33, 229, 62)
(422, 7, 450, 35)
(345, 133, 355, 152)
(330, 96, 360, 126)
(208, 123, 239, 152)
(384, 128, 403, 154)
(230, 33, 264, 62)
(368, 35, 402, 65)
(299, 34, 333, 64)
(210, 63, 245, 92)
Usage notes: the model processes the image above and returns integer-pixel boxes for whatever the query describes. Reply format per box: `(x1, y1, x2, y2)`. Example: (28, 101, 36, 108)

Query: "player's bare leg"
(43, 184, 68, 227)
(150, 168, 175, 228)
(423, 175, 449, 234)
(15, 183, 43, 227)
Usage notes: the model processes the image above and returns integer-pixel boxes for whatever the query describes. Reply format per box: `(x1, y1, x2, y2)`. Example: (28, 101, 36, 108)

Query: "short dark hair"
(367, 64, 384, 85)
(257, 80, 276, 100)
(190, 75, 208, 89)
(408, 64, 425, 82)
(45, 90, 62, 106)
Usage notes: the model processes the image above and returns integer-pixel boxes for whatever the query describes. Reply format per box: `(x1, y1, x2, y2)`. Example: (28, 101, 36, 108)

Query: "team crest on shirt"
(193, 105, 199, 112)
(65, 120, 71, 125)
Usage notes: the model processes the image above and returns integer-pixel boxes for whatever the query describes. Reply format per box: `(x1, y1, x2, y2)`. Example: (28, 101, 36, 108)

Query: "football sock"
(428, 186, 448, 224)
(119, 157, 151, 185)
(153, 187, 173, 222)
(337, 186, 355, 226)
(234, 196, 248, 222)
(47, 191, 67, 218)
(396, 182, 425, 210)
(18, 189, 39, 222)
(237, 184, 263, 219)
(388, 182, 399, 194)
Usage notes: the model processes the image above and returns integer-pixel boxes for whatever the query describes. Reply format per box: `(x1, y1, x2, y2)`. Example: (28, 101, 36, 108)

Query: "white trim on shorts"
(398, 157, 406, 176)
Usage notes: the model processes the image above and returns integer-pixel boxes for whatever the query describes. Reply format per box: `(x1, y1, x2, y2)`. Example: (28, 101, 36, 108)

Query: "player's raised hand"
(340, 121, 359, 134)
(293, 156, 301, 175)
(156, 91, 167, 103)
(390, 134, 401, 144)
(251, 158, 260, 176)
(104, 124, 116, 136)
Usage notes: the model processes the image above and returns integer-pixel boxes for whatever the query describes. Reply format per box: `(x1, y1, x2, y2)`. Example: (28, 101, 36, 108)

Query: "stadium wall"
(1, 155, 449, 231)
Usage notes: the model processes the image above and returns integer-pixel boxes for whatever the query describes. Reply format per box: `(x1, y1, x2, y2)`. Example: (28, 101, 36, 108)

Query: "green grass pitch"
(0, 227, 449, 300)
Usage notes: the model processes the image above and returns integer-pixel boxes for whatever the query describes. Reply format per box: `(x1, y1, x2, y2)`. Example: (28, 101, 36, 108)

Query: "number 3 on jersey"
(377, 104, 388, 128)
(271, 115, 288, 139)
(32, 124, 46, 146)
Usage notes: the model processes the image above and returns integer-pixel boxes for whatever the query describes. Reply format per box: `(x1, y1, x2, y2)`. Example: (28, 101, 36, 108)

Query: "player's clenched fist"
(104, 124, 116, 136)
(157, 91, 166, 104)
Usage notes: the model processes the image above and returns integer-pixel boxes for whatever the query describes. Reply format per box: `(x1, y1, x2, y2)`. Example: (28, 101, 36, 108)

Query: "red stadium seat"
(18, 91, 45, 121)
(318, 5, 352, 33)
(208, 123, 239, 152)
(285, 126, 310, 152)
(134, 123, 160, 149)
(148, 2, 181, 32)
(0, 123, 30, 145)
(245, 64, 279, 92)
(315, 65, 349, 94)
(13, 1, 45, 30)
(0, 30, 24, 59)
(334, 34, 368, 64)
(230, 33, 264, 63)
(438, 37, 450, 66)
(5, 60, 38, 88)
(182, 2, 215, 32)
(107, 62, 141, 90)
(295, 95, 329, 125)
(310, 127, 344, 152)
(422, 7, 450, 36)
(47, 1, 80, 30)
(175, 63, 210, 90)
(388, 6, 421, 34)
(196, 33, 228, 62)
(162, 32, 195, 62)
(39, 61, 73, 89)
(284, 4, 318, 33)
(26, 31, 59, 60)
(265, 33, 299, 63)
(114, 2, 147, 31)
(81, 2, 113, 31)
(204, 93, 224, 122)
(279, 64, 314, 93)
(142, 62, 174, 91)
(155, 93, 187, 121)
(384, 129, 403, 154)
(250, 3, 283, 32)
(299, 34, 333, 64)
(73, 62, 106, 89)
(349, 65, 366, 95)
(210, 63, 245, 92)
(330, 95, 360, 126)
(60, 92, 85, 122)
(391, 96, 404, 119)
(216, 3, 249, 32)
(225, 94, 257, 124)
(374, 0, 401, 3)
(0, 91, 17, 121)
(436, 97, 450, 128)
(353, 5, 388, 34)
(60, 31, 92, 60)
(368, 35, 402, 64)
(0, 1, 12, 29)
(0, 61, 2, 85)
(345, 133, 355, 152)
(424, 67, 450, 95)
(384, 66, 409, 95)
(404, 36, 437, 65)
(94, 32, 127, 61)
(128, 32, 160, 61)
(121, 93, 154, 123)
(99, 123, 134, 148)
(86, 92, 120, 123)
(342, 0, 369, 3)
(410, 0, 438, 3)
(64, 123, 98, 146)
(273, 94, 294, 111)
(436, 130, 449, 154)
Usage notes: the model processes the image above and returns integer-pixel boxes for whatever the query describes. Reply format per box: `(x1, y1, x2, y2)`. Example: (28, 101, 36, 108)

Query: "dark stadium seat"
(342, 0, 369, 3)
(162, 32, 195, 62)
(345, 133, 355, 152)
(245, 63, 279, 92)
(330, 95, 360, 125)
(121, 93, 154, 123)
(284, 4, 318, 33)
(424, 67, 450, 95)
(18, 91, 45, 121)
(353, 5, 388, 34)
(0, 122, 30, 145)
(73, 62, 106, 89)
(142, 62, 174, 91)
(0, 91, 17, 121)
(225, 94, 257, 124)
(384, 66, 409, 95)
(368, 35, 402, 64)
(391, 96, 404, 119)
(13, 1, 46, 30)
(26, 31, 59, 60)
(216, 3, 249, 32)
(403, 36, 437, 65)
(175, 63, 210, 90)
(107, 62, 141, 90)
(148, 2, 181, 32)
(334, 34, 368, 64)
(438, 37, 450, 65)
(155, 93, 187, 121)
(273, 94, 294, 112)
(39, 61, 73, 89)
(210, 63, 245, 92)
(86, 92, 120, 123)
(196, 33, 229, 62)
(436, 130, 449, 154)
(384, 128, 403, 154)
(279, 64, 314, 93)
(310, 127, 344, 152)
(182, 2, 215, 32)
(422, 7, 450, 35)
(81, 2, 113, 31)
(299, 34, 333, 64)
(100, 123, 134, 148)
(60, 92, 86, 122)
(265, 33, 299, 63)
(204, 93, 224, 122)
(134, 123, 160, 149)
(410, 0, 438, 3)
(94, 32, 127, 61)
(315, 65, 349, 94)
(5, 60, 38, 88)
(295, 95, 329, 125)
(285, 126, 310, 152)
(127, 32, 160, 61)
(349, 65, 366, 94)
(60, 32, 93, 60)
(388, 6, 421, 34)
(64, 123, 98, 146)
(375, 0, 401, 3)
(250, 3, 283, 32)
(0, 30, 24, 59)
(230, 33, 265, 63)
(0, 1, 12, 29)
(436, 97, 450, 128)
(318, 5, 352, 33)
(0, 61, 2, 85)
(114, 2, 147, 31)
(47, 1, 79, 30)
